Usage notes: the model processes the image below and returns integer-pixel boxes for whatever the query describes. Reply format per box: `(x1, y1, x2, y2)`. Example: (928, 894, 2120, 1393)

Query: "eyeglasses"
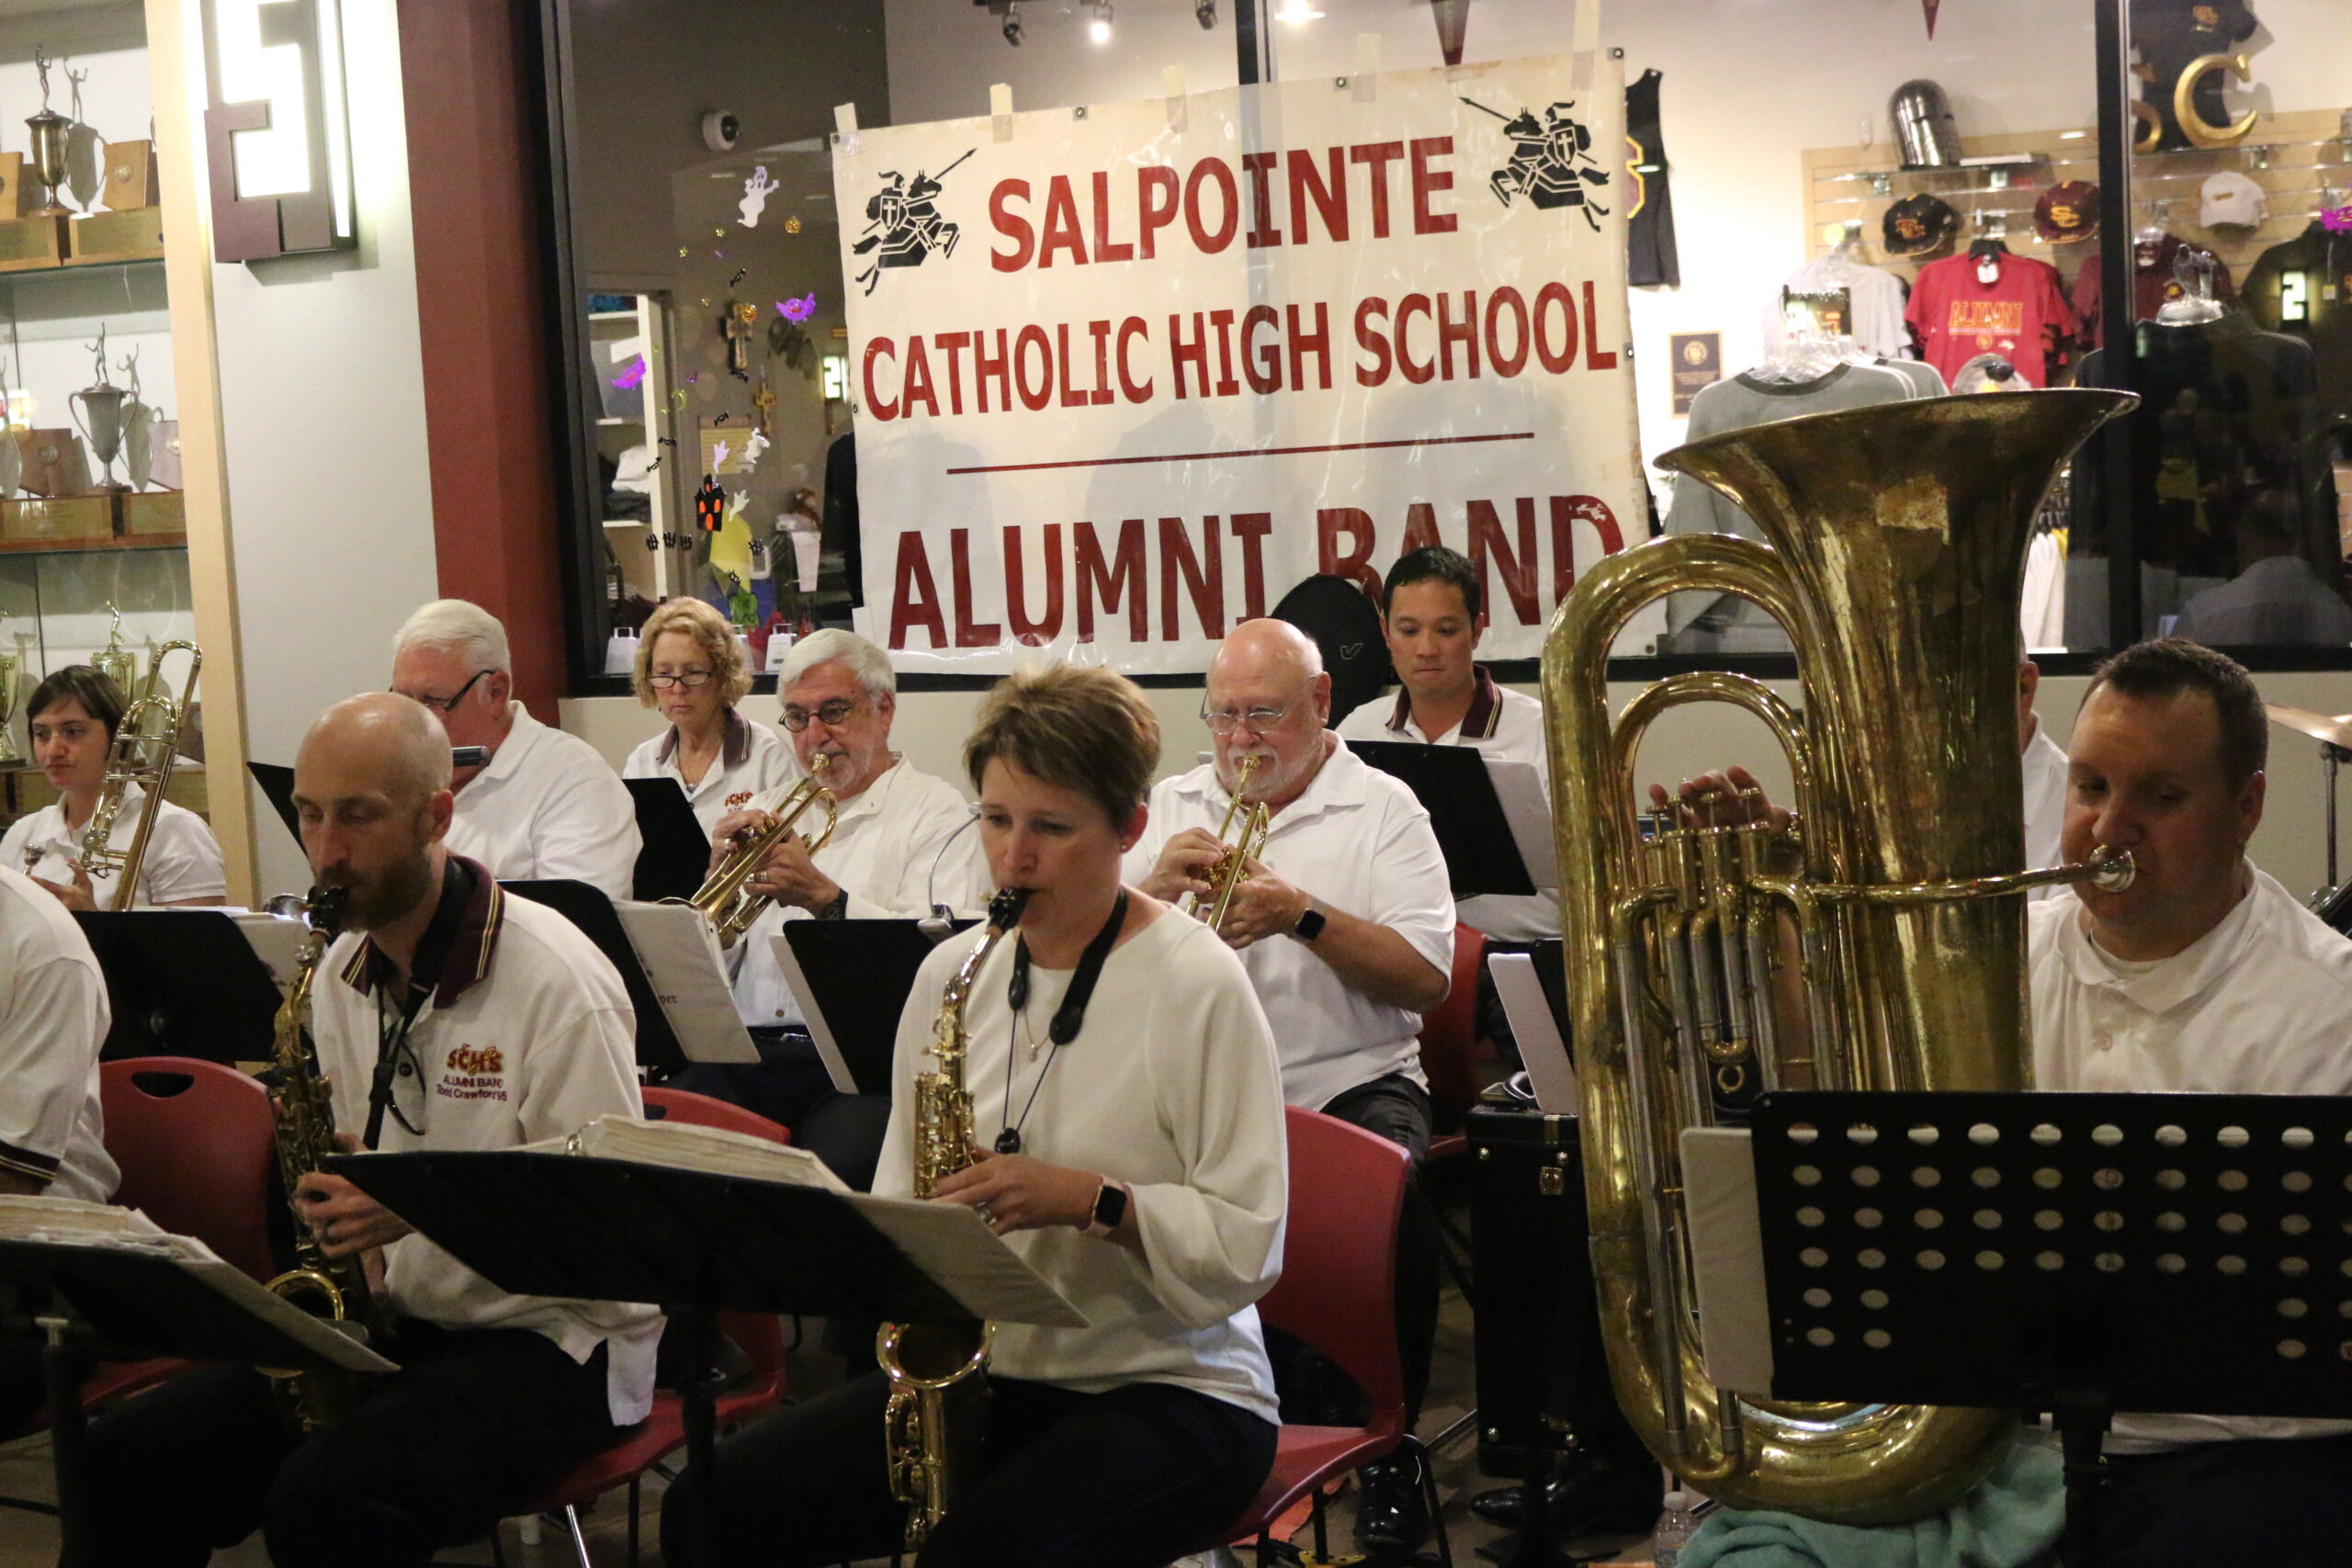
(399, 669, 494, 716)
(647, 670, 715, 690)
(780, 697, 863, 732)
(1201, 700, 1293, 736)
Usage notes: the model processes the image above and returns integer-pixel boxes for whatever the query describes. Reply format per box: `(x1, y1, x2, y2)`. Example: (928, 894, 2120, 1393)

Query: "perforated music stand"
(1745, 1089, 2352, 1566)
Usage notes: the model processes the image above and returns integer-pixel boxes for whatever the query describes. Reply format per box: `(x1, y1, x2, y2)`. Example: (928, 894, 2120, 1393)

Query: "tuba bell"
(1543, 391, 2137, 1521)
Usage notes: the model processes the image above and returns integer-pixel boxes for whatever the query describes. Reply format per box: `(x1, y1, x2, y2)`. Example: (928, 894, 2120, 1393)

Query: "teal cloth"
(1678, 1435, 2063, 1568)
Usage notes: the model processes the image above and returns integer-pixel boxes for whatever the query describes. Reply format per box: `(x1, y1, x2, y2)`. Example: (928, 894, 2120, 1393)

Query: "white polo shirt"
(2019, 720, 2068, 904)
(1334, 666, 1557, 942)
(1125, 740, 1454, 1112)
(2030, 869, 2352, 1452)
(729, 757, 990, 1027)
(317, 861, 662, 1426)
(0, 865, 117, 1203)
(0, 788, 226, 908)
(621, 708, 796, 837)
(446, 704, 640, 901)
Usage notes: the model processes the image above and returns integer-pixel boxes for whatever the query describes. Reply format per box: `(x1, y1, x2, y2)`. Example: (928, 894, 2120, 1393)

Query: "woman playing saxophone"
(662, 662, 1291, 1568)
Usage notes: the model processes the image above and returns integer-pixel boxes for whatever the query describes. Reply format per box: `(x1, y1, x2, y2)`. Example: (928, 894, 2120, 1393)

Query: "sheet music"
(1484, 758, 1558, 888)
(232, 912, 310, 987)
(844, 1193, 1090, 1329)
(1489, 953, 1577, 1114)
(771, 930, 856, 1093)
(612, 903, 762, 1064)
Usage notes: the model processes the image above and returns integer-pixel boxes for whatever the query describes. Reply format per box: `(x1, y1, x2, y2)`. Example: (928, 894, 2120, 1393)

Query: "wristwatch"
(1291, 896, 1328, 943)
(1084, 1179, 1129, 1238)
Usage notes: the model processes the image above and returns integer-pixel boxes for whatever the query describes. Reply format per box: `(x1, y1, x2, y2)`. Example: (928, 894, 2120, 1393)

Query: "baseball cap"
(1883, 193, 1959, 256)
(2033, 180, 2100, 243)
(2199, 170, 2268, 228)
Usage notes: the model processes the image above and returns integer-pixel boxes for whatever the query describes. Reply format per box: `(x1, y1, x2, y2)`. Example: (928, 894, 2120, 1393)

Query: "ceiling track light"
(1084, 1, 1114, 44)
(1196, 0, 1217, 28)
(1001, 0, 1023, 45)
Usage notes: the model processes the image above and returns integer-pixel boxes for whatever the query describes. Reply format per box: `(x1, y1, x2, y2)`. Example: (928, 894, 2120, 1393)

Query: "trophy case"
(0, 17, 198, 819)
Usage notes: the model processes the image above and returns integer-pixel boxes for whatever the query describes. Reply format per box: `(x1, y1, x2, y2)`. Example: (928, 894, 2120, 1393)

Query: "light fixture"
(198, 0, 356, 262)
(1273, 0, 1323, 22)
(1085, 2, 1113, 43)
(1001, 0, 1023, 46)
(1196, 0, 1217, 26)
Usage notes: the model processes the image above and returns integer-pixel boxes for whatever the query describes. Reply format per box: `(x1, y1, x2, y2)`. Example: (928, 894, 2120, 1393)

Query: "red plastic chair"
(1416, 922, 1489, 1159)
(82, 1058, 279, 1408)
(521, 1089, 792, 1567)
(1199, 1106, 1451, 1566)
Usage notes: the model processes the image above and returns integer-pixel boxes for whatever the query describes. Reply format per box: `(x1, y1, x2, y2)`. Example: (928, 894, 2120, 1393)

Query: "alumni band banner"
(834, 51, 1641, 673)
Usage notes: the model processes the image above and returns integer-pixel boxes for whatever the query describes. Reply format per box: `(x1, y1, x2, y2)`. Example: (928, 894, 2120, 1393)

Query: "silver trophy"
(70, 329, 129, 494)
(93, 603, 134, 695)
(25, 47, 74, 218)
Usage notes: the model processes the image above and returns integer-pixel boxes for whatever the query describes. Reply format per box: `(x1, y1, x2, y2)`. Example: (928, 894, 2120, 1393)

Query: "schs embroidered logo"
(726, 791, 755, 808)
(438, 1043, 510, 1103)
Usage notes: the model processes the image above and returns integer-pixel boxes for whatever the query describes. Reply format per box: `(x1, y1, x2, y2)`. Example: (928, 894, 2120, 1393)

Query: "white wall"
(206, 0, 438, 896)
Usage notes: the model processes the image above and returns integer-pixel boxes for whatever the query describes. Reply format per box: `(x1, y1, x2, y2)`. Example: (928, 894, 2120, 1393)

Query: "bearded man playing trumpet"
(1127, 616, 1455, 1550)
(688, 628, 989, 1186)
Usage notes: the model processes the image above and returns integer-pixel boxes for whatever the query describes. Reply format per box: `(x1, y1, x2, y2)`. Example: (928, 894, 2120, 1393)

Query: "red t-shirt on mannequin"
(1906, 251, 2075, 388)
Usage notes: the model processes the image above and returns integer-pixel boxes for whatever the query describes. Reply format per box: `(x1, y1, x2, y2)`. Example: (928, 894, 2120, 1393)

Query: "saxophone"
(876, 885, 1031, 1550)
(260, 886, 389, 1430)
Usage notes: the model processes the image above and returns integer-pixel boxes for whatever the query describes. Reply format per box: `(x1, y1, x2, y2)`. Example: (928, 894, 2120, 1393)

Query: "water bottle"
(1651, 1486, 1698, 1568)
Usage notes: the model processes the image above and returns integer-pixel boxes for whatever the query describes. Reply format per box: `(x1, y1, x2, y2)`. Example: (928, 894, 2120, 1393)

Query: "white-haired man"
(390, 599, 639, 900)
(698, 628, 989, 1186)
(1127, 616, 1453, 1551)
(86, 693, 657, 1567)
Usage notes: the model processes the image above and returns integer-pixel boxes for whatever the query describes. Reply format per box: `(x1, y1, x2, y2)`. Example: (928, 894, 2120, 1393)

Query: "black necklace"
(996, 890, 1127, 1156)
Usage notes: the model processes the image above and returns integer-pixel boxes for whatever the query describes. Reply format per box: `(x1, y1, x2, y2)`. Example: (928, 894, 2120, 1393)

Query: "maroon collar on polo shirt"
(338, 854, 506, 1008)
(1384, 662, 1504, 742)
(655, 705, 752, 771)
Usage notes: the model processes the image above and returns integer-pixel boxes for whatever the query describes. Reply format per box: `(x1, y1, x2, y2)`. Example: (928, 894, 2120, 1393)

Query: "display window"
(539, 2, 2352, 687)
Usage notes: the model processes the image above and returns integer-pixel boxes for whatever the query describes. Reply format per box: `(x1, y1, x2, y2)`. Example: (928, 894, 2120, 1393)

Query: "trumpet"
(1183, 754, 1271, 932)
(684, 753, 838, 942)
(75, 638, 200, 910)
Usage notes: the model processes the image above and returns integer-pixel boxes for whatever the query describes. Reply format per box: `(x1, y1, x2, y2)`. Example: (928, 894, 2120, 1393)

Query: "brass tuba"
(74, 638, 200, 910)
(260, 886, 389, 1430)
(685, 753, 838, 942)
(1182, 754, 1271, 933)
(877, 885, 1030, 1550)
(1543, 391, 2136, 1522)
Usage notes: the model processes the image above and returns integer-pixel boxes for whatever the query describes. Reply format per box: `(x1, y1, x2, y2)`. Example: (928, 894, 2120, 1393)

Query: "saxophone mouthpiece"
(305, 885, 350, 936)
(988, 887, 1034, 930)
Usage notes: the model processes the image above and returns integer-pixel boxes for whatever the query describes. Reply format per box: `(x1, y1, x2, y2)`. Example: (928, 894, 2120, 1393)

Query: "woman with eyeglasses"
(622, 597, 795, 834)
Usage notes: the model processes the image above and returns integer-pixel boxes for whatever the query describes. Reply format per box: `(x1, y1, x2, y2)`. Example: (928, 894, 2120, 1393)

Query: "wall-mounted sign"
(1668, 331, 1720, 415)
(199, 0, 356, 263)
(834, 51, 1642, 672)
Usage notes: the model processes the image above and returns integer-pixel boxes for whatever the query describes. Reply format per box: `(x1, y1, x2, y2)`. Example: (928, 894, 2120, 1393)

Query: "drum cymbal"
(2265, 704, 2352, 751)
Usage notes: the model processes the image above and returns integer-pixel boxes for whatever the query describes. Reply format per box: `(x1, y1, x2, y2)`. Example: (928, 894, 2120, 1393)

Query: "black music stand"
(626, 779, 711, 903)
(1745, 1089, 2352, 1567)
(328, 1149, 1080, 1568)
(0, 1235, 393, 1566)
(73, 911, 284, 1063)
(778, 919, 974, 1094)
(1348, 740, 1545, 897)
(246, 761, 300, 845)
(500, 880, 690, 1077)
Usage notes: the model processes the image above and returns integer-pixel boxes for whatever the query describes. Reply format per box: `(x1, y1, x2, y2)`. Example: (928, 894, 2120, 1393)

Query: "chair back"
(98, 1057, 276, 1281)
(1259, 1106, 1411, 1422)
(1416, 922, 1487, 1122)
(639, 1086, 789, 1391)
(641, 1086, 793, 1145)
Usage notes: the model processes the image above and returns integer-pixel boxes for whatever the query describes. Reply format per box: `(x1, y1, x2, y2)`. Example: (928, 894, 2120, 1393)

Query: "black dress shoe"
(1356, 1452, 1432, 1552)
(1469, 1450, 1660, 1536)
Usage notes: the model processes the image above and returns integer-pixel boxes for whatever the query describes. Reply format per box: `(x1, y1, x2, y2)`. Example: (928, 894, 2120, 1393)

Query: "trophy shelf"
(0, 248, 164, 281)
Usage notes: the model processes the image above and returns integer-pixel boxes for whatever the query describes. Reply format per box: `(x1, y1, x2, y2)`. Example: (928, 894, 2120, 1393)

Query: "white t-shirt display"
(2019, 720, 2068, 903)
(876, 907, 1285, 1424)
(1334, 669, 1556, 942)
(2029, 870, 2352, 1453)
(0, 788, 226, 908)
(445, 704, 641, 901)
(1124, 741, 1454, 1113)
(0, 865, 118, 1203)
(729, 757, 991, 1027)
(316, 867, 662, 1426)
(621, 708, 796, 836)
(1762, 251, 1913, 360)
